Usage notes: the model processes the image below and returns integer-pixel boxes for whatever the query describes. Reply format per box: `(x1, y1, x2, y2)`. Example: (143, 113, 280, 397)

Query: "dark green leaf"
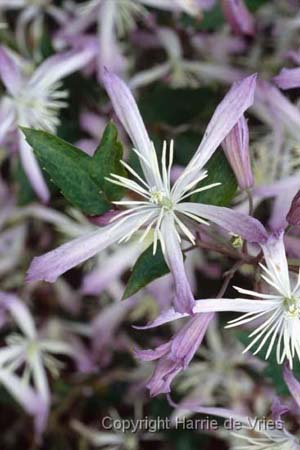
(22, 128, 111, 215)
(139, 85, 218, 126)
(89, 122, 127, 201)
(123, 243, 169, 299)
(191, 149, 237, 206)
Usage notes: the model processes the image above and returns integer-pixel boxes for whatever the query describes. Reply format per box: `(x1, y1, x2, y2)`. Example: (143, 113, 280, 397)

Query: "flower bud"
(221, 0, 255, 37)
(286, 190, 300, 226)
(222, 115, 254, 190)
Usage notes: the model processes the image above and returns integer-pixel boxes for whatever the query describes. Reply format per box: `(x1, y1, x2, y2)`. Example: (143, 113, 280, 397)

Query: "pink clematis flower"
(26, 71, 266, 314)
(147, 231, 300, 368)
(0, 46, 94, 202)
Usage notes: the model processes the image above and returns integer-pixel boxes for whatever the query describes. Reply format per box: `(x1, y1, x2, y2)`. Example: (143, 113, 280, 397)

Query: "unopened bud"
(222, 116, 254, 191)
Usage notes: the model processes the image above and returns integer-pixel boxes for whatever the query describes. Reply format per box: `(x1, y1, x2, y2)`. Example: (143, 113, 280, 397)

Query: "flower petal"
(19, 133, 50, 204)
(273, 68, 300, 90)
(0, 46, 22, 95)
(29, 49, 94, 89)
(161, 214, 195, 314)
(173, 74, 256, 197)
(283, 365, 300, 409)
(177, 202, 268, 243)
(0, 291, 36, 338)
(192, 298, 278, 313)
(26, 214, 142, 283)
(0, 369, 48, 437)
(102, 69, 158, 186)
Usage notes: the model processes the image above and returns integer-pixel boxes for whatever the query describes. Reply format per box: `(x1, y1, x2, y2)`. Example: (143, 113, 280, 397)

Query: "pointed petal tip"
(25, 258, 55, 284)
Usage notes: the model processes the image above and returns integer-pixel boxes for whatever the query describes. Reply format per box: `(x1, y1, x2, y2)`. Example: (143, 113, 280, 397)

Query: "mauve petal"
(29, 49, 94, 89)
(0, 291, 36, 339)
(0, 46, 22, 95)
(147, 358, 182, 396)
(273, 68, 300, 90)
(0, 98, 15, 142)
(19, 134, 50, 204)
(170, 313, 213, 367)
(173, 74, 256, 198)
(271, 397, 289, 422)
(82, 243, 139, 295)
(134, 342, 171, 361)
(254, 81, 300, 141)
(102, 69, 158, 187)
(177, 202, 268, 243)
(283, 365, 300, 409)
(161, 215, 195, 314)
(98, 0, 126, 76)
(133, 307, 188, 329)
(26, 214, 141, 283)
(221, 0, 255, 36)
(222, 115, 253, 190)
(0, 369, 48, 437)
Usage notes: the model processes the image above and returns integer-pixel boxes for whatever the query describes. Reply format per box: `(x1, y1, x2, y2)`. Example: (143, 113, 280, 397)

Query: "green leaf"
(123, 243, 169, 299)
(89, 122, 127, 201)
(191, 149, 237, 206)
(22, 127, 111, 215)
(138, 85, 218, 126)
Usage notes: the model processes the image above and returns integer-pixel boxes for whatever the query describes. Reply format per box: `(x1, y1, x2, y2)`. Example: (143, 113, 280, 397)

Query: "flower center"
(283, 296, 300, 318)
(150, 189, 173, 210)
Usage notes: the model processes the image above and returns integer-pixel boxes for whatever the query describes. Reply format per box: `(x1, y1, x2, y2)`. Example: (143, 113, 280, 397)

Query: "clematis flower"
(130, 28, 242, 90)
(0, 46, 94, 202)
(62, 0, 212, 80)
(0, 291, 76, 426)
(191, 231, 300, 368)
(26, 71, 266, 314)
(141, 230, 300, 367)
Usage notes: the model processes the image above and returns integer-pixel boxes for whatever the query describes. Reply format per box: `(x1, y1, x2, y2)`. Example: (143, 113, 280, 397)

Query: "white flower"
(231, 423, 300, 450)
(0, 46, 94, 202)
(0, 292, 74, 405)
(174, 231, 300, 368)
(26, 71, 264, 315)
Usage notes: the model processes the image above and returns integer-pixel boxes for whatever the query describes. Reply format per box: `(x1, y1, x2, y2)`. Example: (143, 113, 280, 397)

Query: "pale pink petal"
(29, 49, 94, 89)
(273, 68, 300, 90)
(0, 46, 22, 95)
(0, 291, 36, 338)
(173, 74, 256, 198)
(283, 365, 300, 409)
(221, 0, 255, 36)
(177, 202, 268, 243)
(102, 69, 158, 187)
(19, 133, 50, 203)
(161, 214, 195, 314)
(26, 214, 142, 283)
(0, 369, 48, 437)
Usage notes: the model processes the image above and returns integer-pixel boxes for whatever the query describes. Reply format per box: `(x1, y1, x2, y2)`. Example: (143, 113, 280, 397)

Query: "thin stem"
(246, 188, 254, 216)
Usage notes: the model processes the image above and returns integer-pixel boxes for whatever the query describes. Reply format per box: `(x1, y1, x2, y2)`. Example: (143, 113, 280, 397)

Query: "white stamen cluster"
(15, 81, 68, 132)
(227, 260, 300, 368)
(106, 140, 220, 254)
